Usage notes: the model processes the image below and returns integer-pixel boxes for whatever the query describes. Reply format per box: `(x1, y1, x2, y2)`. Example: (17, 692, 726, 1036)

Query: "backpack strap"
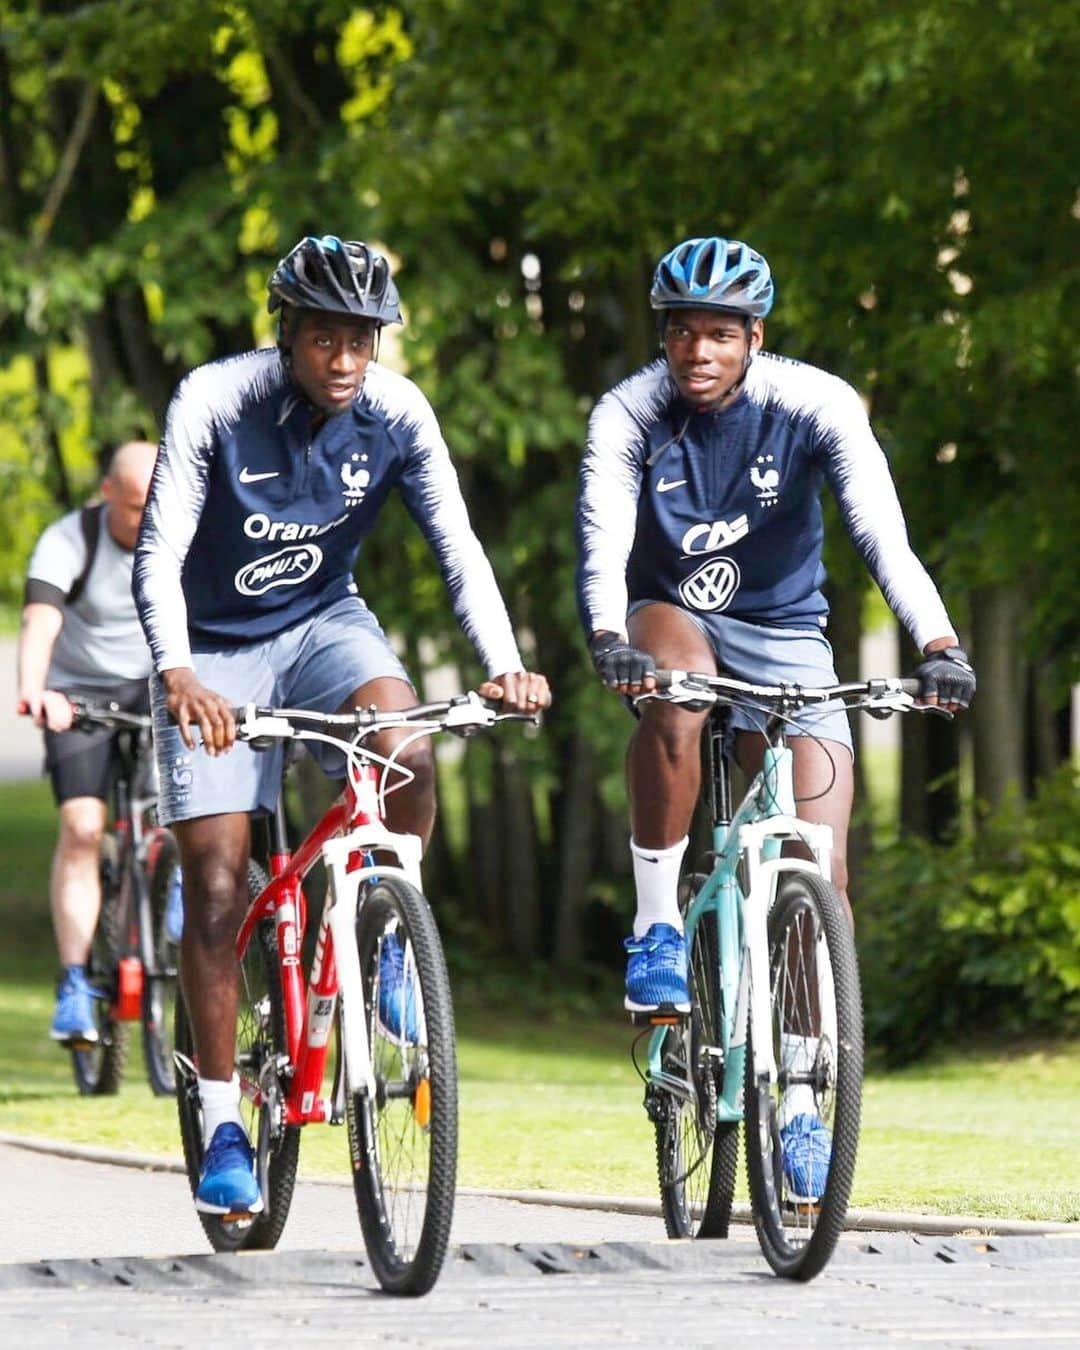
(66, 503, 105, 605)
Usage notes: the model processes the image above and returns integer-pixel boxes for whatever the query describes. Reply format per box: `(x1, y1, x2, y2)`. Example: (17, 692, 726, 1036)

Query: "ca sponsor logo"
(679, 557, 741, 612)
(171, 755, 193, 791)
(235, 544, 323, 597)
(681, 513, 749, 556)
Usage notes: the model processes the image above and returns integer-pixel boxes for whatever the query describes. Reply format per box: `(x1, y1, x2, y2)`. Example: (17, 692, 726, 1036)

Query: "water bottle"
(164, 868, 184, 945)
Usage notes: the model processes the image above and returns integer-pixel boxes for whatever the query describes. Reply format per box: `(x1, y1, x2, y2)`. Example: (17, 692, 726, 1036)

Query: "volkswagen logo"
(679, 557, 741, 612)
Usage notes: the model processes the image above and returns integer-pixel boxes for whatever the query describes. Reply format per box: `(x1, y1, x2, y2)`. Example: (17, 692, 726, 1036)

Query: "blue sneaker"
(378, 931, 419, 1043)
(195, 1123, 264, 1215)
(50, 967, 100, 1045)
(780, 1113, 832, 1202)
(623, 923, 691, 1014)
(163, 868, 184, 945)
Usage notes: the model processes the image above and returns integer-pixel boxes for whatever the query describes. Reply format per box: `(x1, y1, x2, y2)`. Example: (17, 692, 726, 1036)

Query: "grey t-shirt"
(25, 506, 153, 688)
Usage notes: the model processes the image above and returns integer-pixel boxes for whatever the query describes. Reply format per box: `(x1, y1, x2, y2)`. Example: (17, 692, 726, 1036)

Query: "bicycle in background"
(65, 699, 182, 1097)
(172, 693, 537, 1295)
(633, 670, 931, 1280)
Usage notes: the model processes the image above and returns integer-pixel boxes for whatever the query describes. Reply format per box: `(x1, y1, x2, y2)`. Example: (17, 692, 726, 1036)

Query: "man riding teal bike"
(134, 234, 549, 1218)
(576, 235, 974, 1199)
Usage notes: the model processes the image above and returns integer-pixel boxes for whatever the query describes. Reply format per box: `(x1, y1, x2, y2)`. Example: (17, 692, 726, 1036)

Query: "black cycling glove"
(913, 646, 976, 709)
(589, 631, 656, 688)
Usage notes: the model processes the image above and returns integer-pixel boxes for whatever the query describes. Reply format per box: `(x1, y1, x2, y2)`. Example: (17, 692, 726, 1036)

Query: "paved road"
(2, 1142, 1078, 1347)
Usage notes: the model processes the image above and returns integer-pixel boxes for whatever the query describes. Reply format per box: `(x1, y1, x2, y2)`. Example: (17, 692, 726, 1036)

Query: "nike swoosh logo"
(656, 478, 687, 493)
(239, 467, 280, 484)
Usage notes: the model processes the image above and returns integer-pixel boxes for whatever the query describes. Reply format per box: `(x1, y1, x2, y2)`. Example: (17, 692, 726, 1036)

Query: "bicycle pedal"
(629, 1009, 688, 1028)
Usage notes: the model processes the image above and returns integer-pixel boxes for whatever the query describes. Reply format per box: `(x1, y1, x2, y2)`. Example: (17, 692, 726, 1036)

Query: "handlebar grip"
(899, 678, 921, 696)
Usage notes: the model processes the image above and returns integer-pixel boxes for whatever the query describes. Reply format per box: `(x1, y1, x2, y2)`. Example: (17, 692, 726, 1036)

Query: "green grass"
(1, 780, 1077, 1222)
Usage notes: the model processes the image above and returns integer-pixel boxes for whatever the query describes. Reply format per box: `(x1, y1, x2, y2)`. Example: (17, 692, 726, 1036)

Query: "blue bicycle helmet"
(267, 234, 402, 325)
(650, 237, 774, 318)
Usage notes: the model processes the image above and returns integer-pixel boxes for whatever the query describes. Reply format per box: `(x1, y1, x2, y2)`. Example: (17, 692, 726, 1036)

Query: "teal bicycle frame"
(645, 705, 834, 1124)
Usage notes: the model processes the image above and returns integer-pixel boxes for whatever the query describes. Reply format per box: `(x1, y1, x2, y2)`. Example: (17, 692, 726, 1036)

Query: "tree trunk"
(497, 744, 540, 961)
(970, 583, 1026, 814)
(553, 731, 595, 970)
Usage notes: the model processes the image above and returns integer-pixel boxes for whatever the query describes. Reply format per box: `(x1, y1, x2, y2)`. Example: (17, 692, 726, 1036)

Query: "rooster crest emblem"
(341, 453, 371, 505)
(750, 454, 779, 506)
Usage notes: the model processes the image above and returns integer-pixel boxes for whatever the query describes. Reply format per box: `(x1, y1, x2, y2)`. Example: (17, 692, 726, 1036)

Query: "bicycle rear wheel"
(653, 876, 738, 1239)
(745, 871, 862, 1280)
(72, 832, 129, 1095)
(347, 876, 457, 1296)
(143, 831, 180, 1096)
(175, 860, 300, 1252)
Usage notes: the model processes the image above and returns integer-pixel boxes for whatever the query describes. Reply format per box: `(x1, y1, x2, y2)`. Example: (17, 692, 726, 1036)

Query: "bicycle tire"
(347, 876, 457, 1296)
(175, 860, 301, 1252)
(72, 831, 129, 1095)
(143, 831, 180, 1096)
(653, 875, 739, 1239)
(744, 871, 863, 1280)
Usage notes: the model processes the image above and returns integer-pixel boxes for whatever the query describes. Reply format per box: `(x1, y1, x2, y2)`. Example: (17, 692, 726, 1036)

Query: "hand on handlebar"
(477, 669, 551, 715)
(18, 690, 74, 732)
(911, 646, 976, 714)
(162, 667, 236, 755)
(589, 631, 657, 695)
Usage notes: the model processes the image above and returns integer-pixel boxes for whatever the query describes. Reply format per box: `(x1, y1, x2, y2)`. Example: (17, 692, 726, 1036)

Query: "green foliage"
(860, 764, 1080, 1064)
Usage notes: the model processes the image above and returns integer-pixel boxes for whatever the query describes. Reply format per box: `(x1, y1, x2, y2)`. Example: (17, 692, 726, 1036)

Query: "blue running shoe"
(780, 1113, 832, 1202)
(378, 931, 419, 1043)
(50, 966, 100, 1045)
(195, 1123, 264, 1215)
(163, 868, 184, 945)
(623, 923, 691, 1014)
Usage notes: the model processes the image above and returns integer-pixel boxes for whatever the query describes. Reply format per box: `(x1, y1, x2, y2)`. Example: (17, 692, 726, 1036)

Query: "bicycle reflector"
(116, 957, 144, 1020)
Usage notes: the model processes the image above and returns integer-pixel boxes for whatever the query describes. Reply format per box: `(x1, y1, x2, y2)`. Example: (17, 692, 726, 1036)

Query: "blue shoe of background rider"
(623, 923, 691, 1014)
(780, 1112, 832, 1202)
(195, 1122, 264, 1215)
(378, 930, 419, 1043)
(50, 966, 100, 1045)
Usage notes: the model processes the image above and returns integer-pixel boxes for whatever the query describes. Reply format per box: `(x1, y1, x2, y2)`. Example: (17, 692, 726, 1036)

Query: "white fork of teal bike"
(647, 741, 834, 1124)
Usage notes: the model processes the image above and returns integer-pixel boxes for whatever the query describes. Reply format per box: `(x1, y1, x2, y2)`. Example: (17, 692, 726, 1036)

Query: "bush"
(859, 764, 1080, 1064)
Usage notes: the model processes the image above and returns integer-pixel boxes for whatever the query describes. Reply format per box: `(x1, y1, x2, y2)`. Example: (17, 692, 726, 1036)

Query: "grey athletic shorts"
(627, 602, 853, 757)
(152, 595, 411, 824)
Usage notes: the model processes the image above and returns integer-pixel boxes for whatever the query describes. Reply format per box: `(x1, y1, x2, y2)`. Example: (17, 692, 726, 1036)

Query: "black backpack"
(65, 503, 105, 606)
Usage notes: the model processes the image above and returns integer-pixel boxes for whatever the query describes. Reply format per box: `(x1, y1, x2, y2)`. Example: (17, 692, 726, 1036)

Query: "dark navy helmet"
(267, 235, 402, 325)
(650, 237, 774, 318)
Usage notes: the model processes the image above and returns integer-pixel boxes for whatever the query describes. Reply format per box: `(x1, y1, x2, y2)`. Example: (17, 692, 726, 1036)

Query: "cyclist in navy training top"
(576, 237, 974, 1186)
(17, 441, 158, 1047)
(134, 234, 550, 1218)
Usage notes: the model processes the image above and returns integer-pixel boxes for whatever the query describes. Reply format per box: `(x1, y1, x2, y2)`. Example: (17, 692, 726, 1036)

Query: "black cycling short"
(44, 679, 150, 806)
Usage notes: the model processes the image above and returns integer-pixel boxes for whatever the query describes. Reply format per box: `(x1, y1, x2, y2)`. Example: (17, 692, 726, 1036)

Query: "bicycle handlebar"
(648, 670, 923, 710)
(67, 698, 153, 732)
(233, 691, 540, 749)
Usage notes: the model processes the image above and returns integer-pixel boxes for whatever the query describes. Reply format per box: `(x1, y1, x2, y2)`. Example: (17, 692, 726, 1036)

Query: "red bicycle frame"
(233, 763, 378, 1127)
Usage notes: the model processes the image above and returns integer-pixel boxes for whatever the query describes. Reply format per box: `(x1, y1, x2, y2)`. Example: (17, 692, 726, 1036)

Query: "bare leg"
(51, 797, 107, 966)
(172, 812, 251, 1081)
(626, 604, 717, 848)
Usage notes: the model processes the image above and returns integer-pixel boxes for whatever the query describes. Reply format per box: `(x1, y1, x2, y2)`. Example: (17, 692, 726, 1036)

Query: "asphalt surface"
(1, 1140, 1078, 1347)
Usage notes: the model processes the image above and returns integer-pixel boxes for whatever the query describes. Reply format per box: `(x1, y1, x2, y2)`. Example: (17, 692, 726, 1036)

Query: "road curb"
(2, 1130, 1076, 1239)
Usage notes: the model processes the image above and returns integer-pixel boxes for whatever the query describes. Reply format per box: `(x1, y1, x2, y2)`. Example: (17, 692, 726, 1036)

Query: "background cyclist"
(134, 233, 550, 1219)
(16, 441, 159, 1045)
(576, 235, 975, 1195)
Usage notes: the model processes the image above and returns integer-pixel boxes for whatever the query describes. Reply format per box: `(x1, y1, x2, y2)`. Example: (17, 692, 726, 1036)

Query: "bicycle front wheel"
(175, 860, 300, 1252)
(347, 876, 457, 1296)
(72, 832, 129, 1095)
(143, 831, 180, 1096)
(653, 877, 739, 1239)
(745, 871, 863, 1280)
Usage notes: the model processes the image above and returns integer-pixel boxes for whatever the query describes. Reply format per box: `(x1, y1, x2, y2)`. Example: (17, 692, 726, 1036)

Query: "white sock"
(630, 836, 689, 937)
(198, 1074, 243, 1147)
(779, 1033, 820, 1127)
